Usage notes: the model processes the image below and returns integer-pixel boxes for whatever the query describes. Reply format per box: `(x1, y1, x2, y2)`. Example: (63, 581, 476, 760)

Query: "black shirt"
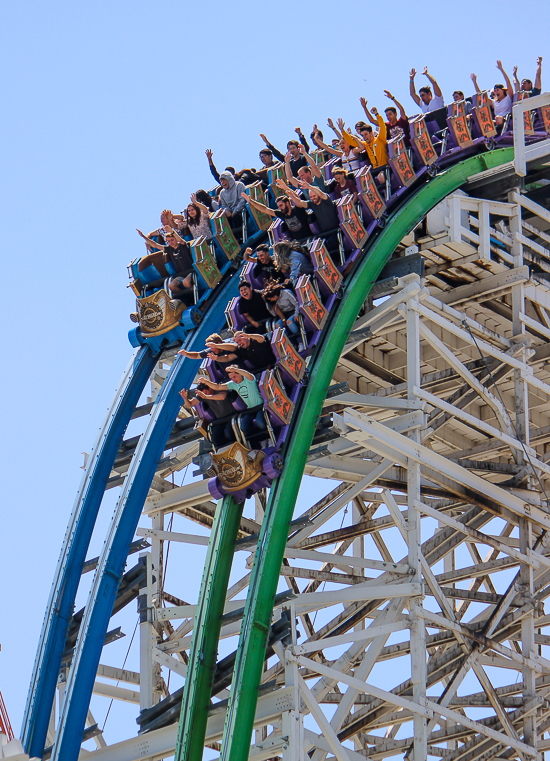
(202, 394, 235, 419)
(289, 155, 308, 177)
(238, 290, 271, 321)
(307, 198, 339, 232)
(236, 339, 276, 371)
(275, 206, 312, 238)
(252, 260, 286, 286)
(164, 243, 194, 276)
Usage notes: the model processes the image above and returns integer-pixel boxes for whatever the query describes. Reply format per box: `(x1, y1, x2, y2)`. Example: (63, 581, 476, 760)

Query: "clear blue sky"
(1, 0, 547, 747)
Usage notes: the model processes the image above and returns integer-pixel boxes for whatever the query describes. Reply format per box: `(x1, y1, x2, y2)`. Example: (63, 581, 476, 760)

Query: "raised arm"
(177, 348, 203, 360)
(338, 118, 364, 151)
(513, 65, 521, 93)
(284, 151, 299, 188)
(300, 145, 321, 178)
(275, 179, 308, 208)
(297, 179, 328, 201)
(205, 149, 220, 184)
(200, 377, 230, 392)
(295, 127, 310, 153)
(496, 61, 513, 99)
(384, 90, 408, 120)
(535, 56, 543, 90)
(409, 68, 421, 107)
(359, 97, 378, 126)
(422, 66, 442, 97)
(190, 193, 210, 215)
(309, 134, 341, 157)
(470, 73, 481, 94)
(327, 117, 342, 140)
(137, 229, 165, 252)
(259, 134, 285, 162)
(243, 192, 276, 217)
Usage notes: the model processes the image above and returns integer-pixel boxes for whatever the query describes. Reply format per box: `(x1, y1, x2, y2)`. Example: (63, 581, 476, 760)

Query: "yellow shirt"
(343, 113, 388, 168)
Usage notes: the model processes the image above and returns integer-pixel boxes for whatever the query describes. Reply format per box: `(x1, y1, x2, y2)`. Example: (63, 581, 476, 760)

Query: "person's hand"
(178, 348, 191, 357)
(205, 148, 213, 162)
(295, 127, 303, 135)
(206, 352, 218, 360)
(537, 56, 543, 66)
(225, 210, 232, 218)
(296, 179, 308, 188)
(284, 150, 291, 162)
(251, 320, 260, 328)
(422, 66, 429, 76)
(383, 90, 394, 100)
(409, 68, 416, 79)
(513, 65, 518, 77)
(312, 123, 320, 136)
(327, 117, 335, 129)
(190, 192, 197, 203)
(298, 144, 306, 154)
(136, 228, 147, 239)
(275, 178, 287, 189)
(470, 72, 477, 81)
(179, 388, 188, 400)
(496, 60, 503, 71)
(196, 389, 207, 399)
(259, 133, 269, 144)
(164, 224, 173, 233)
(244, 246, 253, 258)
(359, 97, 368, 112)
(240, 192, 248, 200)
(371, 107, 378, 116)
(337, 117, 345, 130)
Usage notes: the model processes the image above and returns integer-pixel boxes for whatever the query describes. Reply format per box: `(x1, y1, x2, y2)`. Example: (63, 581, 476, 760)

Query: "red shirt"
(386, 117, 410, 147)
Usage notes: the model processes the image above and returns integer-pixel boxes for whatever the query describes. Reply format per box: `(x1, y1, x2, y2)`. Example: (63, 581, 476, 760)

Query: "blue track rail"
(21, 345, 157, 759)
(49, 276, 240, 761)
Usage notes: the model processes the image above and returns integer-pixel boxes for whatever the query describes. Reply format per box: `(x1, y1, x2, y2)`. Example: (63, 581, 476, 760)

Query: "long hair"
(187, 202, 202, 226)
(195, 189, 214, 211)
(272, 240, 310, 272)
(262, 280, 284, 303)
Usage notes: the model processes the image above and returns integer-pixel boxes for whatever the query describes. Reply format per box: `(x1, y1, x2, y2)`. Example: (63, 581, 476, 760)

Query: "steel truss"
(56, 169, 550, 761)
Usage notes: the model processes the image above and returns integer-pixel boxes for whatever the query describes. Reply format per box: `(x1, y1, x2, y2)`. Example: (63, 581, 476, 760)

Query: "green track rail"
(218, 149, 515, 761)
(175, 149, 514, 761)
(174, 495, 243, 761)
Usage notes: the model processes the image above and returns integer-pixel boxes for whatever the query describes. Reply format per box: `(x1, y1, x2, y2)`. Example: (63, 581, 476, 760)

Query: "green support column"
(218, 150, 515, 761)
(175, 494, 244, 761)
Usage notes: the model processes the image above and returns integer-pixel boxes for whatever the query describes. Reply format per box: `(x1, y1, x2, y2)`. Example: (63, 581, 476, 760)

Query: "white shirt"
(493, 94, 512, 118)
(421, 94, 445, 113)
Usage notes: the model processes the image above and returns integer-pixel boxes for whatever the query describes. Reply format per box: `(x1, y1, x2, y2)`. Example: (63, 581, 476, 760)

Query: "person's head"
(165, 233, 178, 248)
(259, 148, 274, 167)
(453, 90, 465, 102)
(196, 382, 209, 393)
(521, 78, 533, 92)
(160, 209, 175, 226)
(262, 282, 283, 305)
(297, 165, 313, 184)
(357, 123, 374, 144)
(238, 280, 253, 300)
(331, 138, 340, 149)
(287, 140, 301, 158)
(219, 170, 235, 190)
(355, 120, 369, 132)
(255, 244, 272, 264)
(493, 83, 507, 101)
(308, 187, 323, 205)
(206, 333, 223, 345)
(272, 240, 293, 271)
(195, 189, 214, 210)
(234, 331, 250, 348)
(276, 194, 291, 215)
(187, 203, 201, 222)
(384, 106, 398, 125)
(332, 167, 347, 186)
(226, 365, 244, 383)
(419, 86, 433, 105)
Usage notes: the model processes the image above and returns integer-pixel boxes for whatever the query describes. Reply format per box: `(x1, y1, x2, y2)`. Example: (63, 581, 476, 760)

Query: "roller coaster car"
(388, 134, 417, 188)
(471, 91, 497, 139)
(356, 166, 386, 221)
(210, 210, 241, 261)
(514, 91, 536, 136)
(134, 289, 200, 338)
(409, 115, 438, 166)
(267, 163, 286, 199)
(309, 239, 343, 296)
(246, 182, 273, 232)
(208, 440, 283, 500)
(447, 100, 473, 148)
(296, 275, 328, 332)
(338, 196, 369, 250)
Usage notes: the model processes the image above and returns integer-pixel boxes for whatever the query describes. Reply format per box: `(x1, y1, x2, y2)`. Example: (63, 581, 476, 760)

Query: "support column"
(139, 551, 154, 712)
(406, 301, 427, 761)
(283, 603, 304, 761)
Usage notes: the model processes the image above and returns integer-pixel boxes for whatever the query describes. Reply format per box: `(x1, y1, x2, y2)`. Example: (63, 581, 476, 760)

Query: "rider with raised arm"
(471, 61, 513, 127)
(383, 91, 411, 146)
(409, 66, 445, 113)
(513, 56, 543, 97)
(284, 145, 327, 197)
